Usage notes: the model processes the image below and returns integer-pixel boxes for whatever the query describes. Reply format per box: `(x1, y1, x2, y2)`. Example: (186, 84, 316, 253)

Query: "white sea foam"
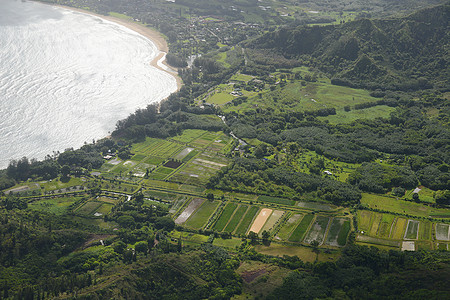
(0, 0, 177, 168)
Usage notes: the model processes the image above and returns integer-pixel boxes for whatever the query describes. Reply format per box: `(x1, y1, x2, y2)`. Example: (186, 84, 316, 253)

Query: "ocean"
(0, 0, 177, 168)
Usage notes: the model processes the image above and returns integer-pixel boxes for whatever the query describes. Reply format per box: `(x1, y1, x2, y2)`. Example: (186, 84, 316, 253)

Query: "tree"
(262, 230, 271, 246)
(135, 241, 149, 256)
(113, 241, 127, 254)
(248, 231, 258, 245)
(206, 193, 215, 201)
(61, 165, 71, 178)
(412, 192, 420, 202)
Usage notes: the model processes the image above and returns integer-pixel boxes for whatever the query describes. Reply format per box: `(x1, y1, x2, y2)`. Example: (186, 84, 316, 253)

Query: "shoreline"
(42, 3, 182, 90)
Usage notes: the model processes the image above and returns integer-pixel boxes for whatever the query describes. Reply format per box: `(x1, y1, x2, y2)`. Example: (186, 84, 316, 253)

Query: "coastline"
(46, 4, 182, 90)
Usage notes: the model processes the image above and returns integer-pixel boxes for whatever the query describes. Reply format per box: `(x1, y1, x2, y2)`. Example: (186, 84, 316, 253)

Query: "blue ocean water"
(0, 0, 176, 168)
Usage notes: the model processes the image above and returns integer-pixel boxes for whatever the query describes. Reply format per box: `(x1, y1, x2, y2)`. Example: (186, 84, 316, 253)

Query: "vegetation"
(2, 0, 450, 298)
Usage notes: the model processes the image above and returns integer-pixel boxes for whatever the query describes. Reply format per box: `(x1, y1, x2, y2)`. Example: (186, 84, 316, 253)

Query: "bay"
(0, 0, 177, 168)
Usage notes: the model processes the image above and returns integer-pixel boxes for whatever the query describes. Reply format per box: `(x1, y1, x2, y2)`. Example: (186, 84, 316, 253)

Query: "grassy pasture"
(213, 203, 238, 232)
(288, 214, 314, 242)
(277, 214, 303, 240)
(185, 200, 219, 229)
(318, 105, 396, 124)
(304, 216, 330, 245)
(235, 206, 259, 235)
(254, 244, 340, 263)
(224, 205, 248, 233)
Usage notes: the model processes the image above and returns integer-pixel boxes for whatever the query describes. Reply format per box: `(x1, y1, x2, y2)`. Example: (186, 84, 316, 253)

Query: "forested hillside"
(245, 3, 449, 91)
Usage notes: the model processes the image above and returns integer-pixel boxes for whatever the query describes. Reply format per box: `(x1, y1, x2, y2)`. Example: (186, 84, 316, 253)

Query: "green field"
(258, 195, 294, 206)
(325, 218, 345, 246)
(224, 205, 248, 233)
(358, 210, 373, 232)
(377, 214, 396, 238)
(304, 216, 330, 245)
(337, 220, 351, 246)
(419, 220, 432, 240)
(76, 201, 103, 216)
(404, 220, 420, 239)
(213, 203, 238, 231)
(235, 206, 259, 235)
(288, 214, 314, 242)
(361, 193, 450, 218)
(277, 214, 303, 240)
(185, 200, 219, 229)
(28, 196, 83, 215)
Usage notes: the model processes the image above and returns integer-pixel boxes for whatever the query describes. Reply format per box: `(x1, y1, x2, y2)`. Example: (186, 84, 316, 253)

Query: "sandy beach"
(47, 4, 182, 90)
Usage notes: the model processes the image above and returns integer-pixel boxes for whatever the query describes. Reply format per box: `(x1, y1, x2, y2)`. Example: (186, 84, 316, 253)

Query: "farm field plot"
(288, 214, 314, 242)
(152, 142, 185, 158)
(181, 149, 200, 162)
(235, 206, 260, 235)
(224, 205, 248, 233)
(258, 196, 294, 206)
(185, 200, 219, 229)
(369, 213, 383, 236)
(144, 156, 165, 166)
(75, 201, 103, 216)
(97, 197, 119, 204)
(171, 129, 209, 144)
(145, 190, 179, 201)
(175, 198, 204, 224)
(297, 201, 333, 211)
(94, 203, 114, 216)
(404, 220, 420, 240)
(356, 235, 401, 248)
(391, 218, 407, 240)
(377, 214, 396, 238)
(169, 197, 189, 214)
(259, 210, 285, 236)
(419, 221, 432, 240)
(131, 138, 160, 153)
(361, 193, 449, 218)
(358, 210, 373, 232)
(435, 223, 450, 241)
(401, 241, 415, 251)
(213, 203, 238, 232)
(248, 208, 272, 235)
(337, 220, 351, 246)
(131, 154, 146, 161)
(28, 196, 83, 215)
(277, 214, 303, 240)
(304, 216, 330, 245)
(325, 218, 347, 247)
(174, 147, 195, 160)
(416, 241, 433, 250)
